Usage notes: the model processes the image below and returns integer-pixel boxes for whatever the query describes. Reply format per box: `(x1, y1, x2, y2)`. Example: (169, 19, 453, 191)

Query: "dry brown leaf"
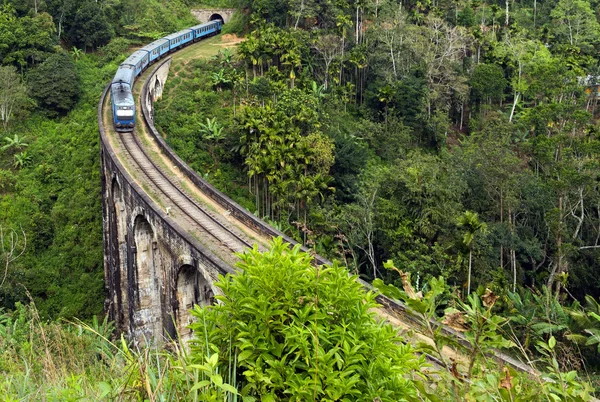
(499, 367, 513, 390)
(449, 359, 463, 381)
(482, 288, 499, 308)
(399, 270, 422, 300)
(443, 310, 467, 331)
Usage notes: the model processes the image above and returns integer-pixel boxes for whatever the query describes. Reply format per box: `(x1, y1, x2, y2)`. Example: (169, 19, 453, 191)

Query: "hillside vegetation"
(154, 0, 600, 393)
(1, 0, 600, 399)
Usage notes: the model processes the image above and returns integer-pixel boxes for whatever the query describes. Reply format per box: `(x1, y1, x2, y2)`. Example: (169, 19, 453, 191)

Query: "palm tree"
(220, 48, 233, 67)
(311, 81, 326, 104)
(458, 211, 487, 295)
(199, 118, 224, 167)
(71, 47, 83, 61)
(281, 48, 301, 89)
(198, 117, 224, 141)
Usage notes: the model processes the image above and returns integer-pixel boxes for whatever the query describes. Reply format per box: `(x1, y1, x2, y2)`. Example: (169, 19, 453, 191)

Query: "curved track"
(117, 126, 252, 256)
(101, 40, 270, 268)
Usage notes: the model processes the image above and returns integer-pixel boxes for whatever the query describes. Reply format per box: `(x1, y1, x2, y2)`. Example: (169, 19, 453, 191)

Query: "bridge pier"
(102, 160, 226, 345)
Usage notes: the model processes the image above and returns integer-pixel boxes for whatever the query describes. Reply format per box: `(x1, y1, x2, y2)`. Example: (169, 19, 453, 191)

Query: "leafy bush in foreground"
(190, 238, 426, 402)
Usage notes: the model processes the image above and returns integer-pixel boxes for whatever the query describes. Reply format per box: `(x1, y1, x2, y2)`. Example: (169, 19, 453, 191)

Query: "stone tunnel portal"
(210, 13, 224, 22)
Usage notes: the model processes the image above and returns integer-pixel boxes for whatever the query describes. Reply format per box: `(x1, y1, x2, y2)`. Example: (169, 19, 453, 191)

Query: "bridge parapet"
(144, 59, 171, 124)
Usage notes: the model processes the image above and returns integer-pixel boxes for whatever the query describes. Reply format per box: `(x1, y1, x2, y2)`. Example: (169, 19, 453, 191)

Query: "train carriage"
(122, 50, 150, 77)
(141, 38, 170, 64)
(111, 19, 224, 132)
(190, 20, 222, 41)
(165, 29, 194, 52)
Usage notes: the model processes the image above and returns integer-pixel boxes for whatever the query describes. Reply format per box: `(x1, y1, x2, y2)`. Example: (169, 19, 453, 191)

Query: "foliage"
(0, 66, 32, 130)
(67, 1, 114, 50)
(27, 53, 80, 115)
(0, 5, 56, 69)
(189, 238, 425, 402)
(0, 302, 240, 400)
(374, 262, 595, 401)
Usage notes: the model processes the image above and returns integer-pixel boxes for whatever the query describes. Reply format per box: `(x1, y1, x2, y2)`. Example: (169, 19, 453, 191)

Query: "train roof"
(141, 38, 169, 53)
(189, 21, 219, 31)
(112, 65, 135, 85)
(122, 50, 148, 67)
(164, 29, 193, 41)
(111, 83, 134, 105)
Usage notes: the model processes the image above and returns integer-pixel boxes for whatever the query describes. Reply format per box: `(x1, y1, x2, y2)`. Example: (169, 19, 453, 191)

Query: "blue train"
(111, 20, 222, 132)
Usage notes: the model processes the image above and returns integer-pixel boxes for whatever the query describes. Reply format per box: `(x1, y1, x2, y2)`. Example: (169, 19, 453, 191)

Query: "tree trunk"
(500, 186, 504, 271)
(294, 0, 304, 30)
(390, 37, 397, 79)
(512, 248, 517, 292)
(548, 193, 567, 292)
(509, 92, 519, 122)
(509, 210, 516, 292)
(355, 6, 359, 44)
(467, 249, 473, 295)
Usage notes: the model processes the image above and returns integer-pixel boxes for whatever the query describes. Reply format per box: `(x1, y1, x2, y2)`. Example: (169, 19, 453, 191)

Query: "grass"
(171, 35, 237, 63)
(0, 303, 234, 401)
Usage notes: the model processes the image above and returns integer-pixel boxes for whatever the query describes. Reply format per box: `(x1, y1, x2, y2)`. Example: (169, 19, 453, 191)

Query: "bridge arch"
(132, 214, 162, 343)
(174, 263, 213, 341)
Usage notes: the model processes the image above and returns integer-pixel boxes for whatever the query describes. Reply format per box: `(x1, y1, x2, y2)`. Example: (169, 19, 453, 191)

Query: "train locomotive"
(111, 19, 222, 132)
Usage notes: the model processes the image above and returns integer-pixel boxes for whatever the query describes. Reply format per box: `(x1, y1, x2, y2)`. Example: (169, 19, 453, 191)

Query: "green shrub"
(189, 238, 426, 401)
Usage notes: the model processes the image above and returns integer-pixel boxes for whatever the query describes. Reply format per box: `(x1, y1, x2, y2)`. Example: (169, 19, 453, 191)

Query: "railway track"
(101, 60, 271, 269)
(117, 127, 253, 259)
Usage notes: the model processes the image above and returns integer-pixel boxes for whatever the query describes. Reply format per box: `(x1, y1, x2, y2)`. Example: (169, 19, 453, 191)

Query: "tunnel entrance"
(209, 13, 224, 23)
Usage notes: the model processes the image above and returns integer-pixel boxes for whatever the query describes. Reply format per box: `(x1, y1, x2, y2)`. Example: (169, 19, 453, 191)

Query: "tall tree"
(27, 53, 79, 115)
(67, 1, 113, 50)
(458, 210, 487, 295)
(0, 66, 31, 130)
(313, 34, 343, 90)
(0, 6, 56, 70)
(550, 0, 600, 51)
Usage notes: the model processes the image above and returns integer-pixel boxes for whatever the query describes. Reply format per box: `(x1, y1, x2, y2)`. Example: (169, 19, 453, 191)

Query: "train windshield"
(116, 106, 134, 119)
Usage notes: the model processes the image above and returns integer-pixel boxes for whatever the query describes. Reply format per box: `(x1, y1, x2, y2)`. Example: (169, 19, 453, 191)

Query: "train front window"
(116, 106, 134, 119)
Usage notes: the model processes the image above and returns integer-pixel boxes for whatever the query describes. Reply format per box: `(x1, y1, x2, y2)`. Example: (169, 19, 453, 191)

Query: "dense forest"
(2, 0, 600, 399)
(0, 0, 201, 318)
(197, 0, 600, 302)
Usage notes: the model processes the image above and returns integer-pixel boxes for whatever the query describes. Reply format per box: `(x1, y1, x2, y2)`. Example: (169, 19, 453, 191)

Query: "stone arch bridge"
(100, 53, 309, 344)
